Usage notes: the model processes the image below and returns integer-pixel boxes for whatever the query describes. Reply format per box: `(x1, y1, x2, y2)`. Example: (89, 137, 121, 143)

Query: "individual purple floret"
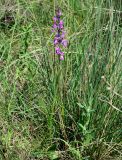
(60, 55, 64, 60)
(53, 23, 57, 29)
(53, 16, 57, 22)
(61, 39, 68, 47)
(61, 31, 66, 38)
(59, 20, 64, 29)
(52, 8, 68, 60)
(55, 47, 61, 54)
(56, 9, 62, 17)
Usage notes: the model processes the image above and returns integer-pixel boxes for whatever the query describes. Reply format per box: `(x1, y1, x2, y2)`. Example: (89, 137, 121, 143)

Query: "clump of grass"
(0, 0, 122, 160)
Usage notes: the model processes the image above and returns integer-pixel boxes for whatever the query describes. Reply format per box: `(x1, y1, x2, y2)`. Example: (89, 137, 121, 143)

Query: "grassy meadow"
(0, 0, 122, 159)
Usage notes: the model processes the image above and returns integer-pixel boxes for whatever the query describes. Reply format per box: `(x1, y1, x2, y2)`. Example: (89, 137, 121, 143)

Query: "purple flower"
(61, 31, 66, 38)
(53, 23, 57, 29)
(59, 20, 64, 29)
(52, 8, 68, 61)
(55, 47, 61, 54)
(60, 51, 64, 55)
(56, 9, 62, 17)
(61, 39, 68, 47)
(54, 38, 58, 45)
(59, 20, 63, 25)
(54, 35, 61, 45)
(53, 16, 57, 22)
(60, 55, 64, 60)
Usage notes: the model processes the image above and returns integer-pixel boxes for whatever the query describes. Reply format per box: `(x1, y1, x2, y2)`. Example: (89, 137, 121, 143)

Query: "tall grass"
(0, 0, 122, 159)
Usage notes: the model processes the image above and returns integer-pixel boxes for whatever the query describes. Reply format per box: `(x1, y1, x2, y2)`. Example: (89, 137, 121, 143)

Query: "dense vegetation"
(0, 0, 122, 159)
